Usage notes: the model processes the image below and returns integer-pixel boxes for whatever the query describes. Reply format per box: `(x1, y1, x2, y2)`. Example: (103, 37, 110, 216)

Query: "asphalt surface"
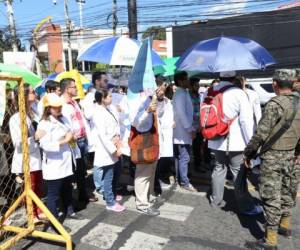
(9, 176, 300, 250)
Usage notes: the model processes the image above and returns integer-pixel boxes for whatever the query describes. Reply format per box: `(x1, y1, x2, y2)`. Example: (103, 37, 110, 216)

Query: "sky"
(0, 0, 296, 46)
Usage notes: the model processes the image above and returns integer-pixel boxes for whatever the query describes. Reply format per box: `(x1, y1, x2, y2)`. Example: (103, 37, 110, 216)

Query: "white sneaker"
(127, 185, 134, 192)
(159, 180, 171, 190)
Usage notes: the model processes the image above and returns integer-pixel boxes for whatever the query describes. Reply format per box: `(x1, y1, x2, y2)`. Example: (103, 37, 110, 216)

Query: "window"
(260, 84, 274, 93)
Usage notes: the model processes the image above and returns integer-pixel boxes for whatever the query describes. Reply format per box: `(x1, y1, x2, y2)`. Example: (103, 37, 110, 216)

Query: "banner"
(3, 52, 36, 71)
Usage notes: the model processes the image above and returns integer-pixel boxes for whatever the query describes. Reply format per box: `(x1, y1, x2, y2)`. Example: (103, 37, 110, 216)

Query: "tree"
(142, 26, 166, 40)
(0, 27, 24, 62)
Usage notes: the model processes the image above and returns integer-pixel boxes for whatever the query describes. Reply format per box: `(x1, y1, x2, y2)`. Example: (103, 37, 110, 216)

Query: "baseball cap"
(43, 93, 63, 108)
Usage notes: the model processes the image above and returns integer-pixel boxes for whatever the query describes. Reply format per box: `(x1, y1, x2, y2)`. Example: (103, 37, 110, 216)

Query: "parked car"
(247, 78, 275, 106)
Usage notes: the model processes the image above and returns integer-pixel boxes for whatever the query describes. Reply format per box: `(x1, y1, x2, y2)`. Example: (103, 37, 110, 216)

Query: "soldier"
(291, 69, 300, 207)
(243, 69, 300, 250)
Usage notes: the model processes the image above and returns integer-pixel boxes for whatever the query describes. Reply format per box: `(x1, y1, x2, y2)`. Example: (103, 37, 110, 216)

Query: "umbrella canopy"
(0, 63, 42, 87)
(55, 70, 89, 99)
(153, 57, 179, 77)
(77, 36, 164, 66)
(176, 36, 276, 72)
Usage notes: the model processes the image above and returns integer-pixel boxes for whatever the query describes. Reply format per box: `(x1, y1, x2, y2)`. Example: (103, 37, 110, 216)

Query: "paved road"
(12, 182, 300, 250)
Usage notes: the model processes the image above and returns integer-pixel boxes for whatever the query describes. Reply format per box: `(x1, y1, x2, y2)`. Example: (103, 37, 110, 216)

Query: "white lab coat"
(245, 88, 262, 126)
(37, 95, 46, 120)
(246, 88, 262, 166)
(117, 95, 131, 156)
(157, 98, 174, 157)
(208, 81, 254, 152)
(172, 87, 194, 145)
(9, 113, 42, 174)
(37, 116, 80, 180)
(80, 90, 97, 152)
(92, 105, 120, 167)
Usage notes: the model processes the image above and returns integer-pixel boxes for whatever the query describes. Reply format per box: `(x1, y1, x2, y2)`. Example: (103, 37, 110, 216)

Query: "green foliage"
(142, 26, 166, 40)
(93, 63, 108, 72)
(40, 62, 50, 76)
(0, 27, 24, 62)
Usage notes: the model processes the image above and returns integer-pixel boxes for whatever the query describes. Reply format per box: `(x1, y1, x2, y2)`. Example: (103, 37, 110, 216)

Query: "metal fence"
(0, 76, 72, 250)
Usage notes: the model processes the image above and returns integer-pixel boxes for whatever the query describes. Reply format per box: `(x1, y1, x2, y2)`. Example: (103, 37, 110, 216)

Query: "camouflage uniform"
(292, 68, 300, 207)
(244, 69, 300, 231)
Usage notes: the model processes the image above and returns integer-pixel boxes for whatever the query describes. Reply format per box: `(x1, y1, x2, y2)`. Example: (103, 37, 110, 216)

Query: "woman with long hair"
(9, 84, 43, 223)
(92, 89, 125, 212)
(36, 93, 80, 221)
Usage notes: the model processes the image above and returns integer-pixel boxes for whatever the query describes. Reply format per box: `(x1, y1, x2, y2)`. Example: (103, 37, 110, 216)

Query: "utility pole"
(5, 0, 18, 51)
(64, 0, 73, 70)
(127, 0, 137, 39)
(76, 0, 85, 71)
(112, 0, 117, 36)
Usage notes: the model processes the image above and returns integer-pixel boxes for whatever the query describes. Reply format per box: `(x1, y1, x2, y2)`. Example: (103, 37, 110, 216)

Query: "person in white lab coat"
(173, 71, 196, 192)
(235, 76, 262, 168)
(92, 89, 125, 212)
(60, 78, 97, 203)
(36, 93, 81, 220)
(80, 72, 109, 197)
(9, 84, 43, 223)
(208, 71, 262, 215)
(37, 80, 61, 120)
(154, 81, 175, 193)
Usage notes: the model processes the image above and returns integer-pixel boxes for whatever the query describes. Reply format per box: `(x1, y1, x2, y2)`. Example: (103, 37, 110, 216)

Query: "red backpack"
(200, 85, 235, 140)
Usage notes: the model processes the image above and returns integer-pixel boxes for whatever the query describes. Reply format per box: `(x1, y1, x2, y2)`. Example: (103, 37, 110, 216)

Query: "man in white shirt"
(173, 71, 196, 191)
(208, 71, 262, 215)
(61, 78, 98, 204)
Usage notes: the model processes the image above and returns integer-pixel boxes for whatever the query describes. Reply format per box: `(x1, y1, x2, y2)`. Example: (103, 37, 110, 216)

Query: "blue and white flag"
(127, 38, 157, 101)
(127, 38, 157, 123)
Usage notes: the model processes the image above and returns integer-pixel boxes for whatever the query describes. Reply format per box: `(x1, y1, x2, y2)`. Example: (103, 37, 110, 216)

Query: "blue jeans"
(102, 163, 116, 207)
(94, 160, 121, 196)
(76, 137, 89, 201)
(174, 144, 191, 187)
(93, 166, 104, 193)
(46, 176, 74, 218)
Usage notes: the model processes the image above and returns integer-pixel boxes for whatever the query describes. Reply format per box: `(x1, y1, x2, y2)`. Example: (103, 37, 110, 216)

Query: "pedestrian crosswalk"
(6, 183, 300, 250)
(94, 195, 195, 222)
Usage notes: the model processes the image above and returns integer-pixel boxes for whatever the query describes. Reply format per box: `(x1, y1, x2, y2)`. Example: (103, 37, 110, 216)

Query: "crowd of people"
(1, 68, 300, 250)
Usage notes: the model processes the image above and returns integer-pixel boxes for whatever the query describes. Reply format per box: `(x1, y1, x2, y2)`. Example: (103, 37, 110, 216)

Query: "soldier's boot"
(245, 229, 278, 250)
(278, 216, 292, 239)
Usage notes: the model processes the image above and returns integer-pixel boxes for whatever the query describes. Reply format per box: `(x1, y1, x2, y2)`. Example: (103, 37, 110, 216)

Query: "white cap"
(220, 71, 236, 77)
(43, 93, 63, 108)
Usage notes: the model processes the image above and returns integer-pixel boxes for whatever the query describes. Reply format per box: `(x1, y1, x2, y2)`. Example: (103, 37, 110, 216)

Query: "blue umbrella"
(77, 36, 164, 66)
(176, 36, 276, 72)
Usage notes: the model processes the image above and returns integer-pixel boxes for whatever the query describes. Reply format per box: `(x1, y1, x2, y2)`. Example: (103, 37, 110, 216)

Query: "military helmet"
(273, 69, 296, 82)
